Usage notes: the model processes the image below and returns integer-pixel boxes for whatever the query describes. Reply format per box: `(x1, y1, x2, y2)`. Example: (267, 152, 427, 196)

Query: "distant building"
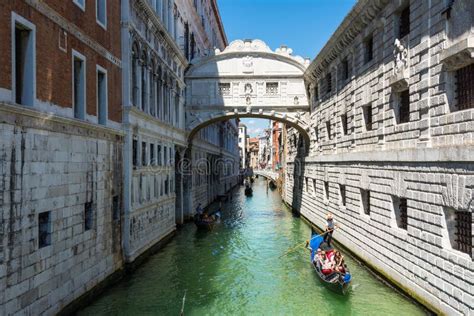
(238, 123, 247, 168)
(248, 137, 260, 169)
(271, 121, 283, 170)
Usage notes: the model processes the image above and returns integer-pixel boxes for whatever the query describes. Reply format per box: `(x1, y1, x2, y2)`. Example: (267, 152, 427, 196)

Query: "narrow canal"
(79, 178, 427, 315)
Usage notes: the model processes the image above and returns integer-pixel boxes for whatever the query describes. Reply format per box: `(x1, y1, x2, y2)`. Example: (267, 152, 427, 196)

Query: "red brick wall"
(0, 0, 122, 123)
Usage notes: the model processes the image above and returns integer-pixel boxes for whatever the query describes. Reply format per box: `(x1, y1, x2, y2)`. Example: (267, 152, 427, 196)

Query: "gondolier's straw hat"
(326, 212, 333, 219)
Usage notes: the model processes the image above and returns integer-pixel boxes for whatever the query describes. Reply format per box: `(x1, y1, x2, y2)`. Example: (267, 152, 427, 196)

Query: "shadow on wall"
(291, 134, 307, 216)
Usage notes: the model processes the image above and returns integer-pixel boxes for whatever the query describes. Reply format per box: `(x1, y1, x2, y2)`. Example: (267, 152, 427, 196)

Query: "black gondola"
(244, 186, 253, 196)
(309, 235, 352, 294)
(194, 210, 221, 231)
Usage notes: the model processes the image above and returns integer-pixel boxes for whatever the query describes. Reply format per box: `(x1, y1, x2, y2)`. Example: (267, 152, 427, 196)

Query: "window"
(266, 82, 279, 95)
(112, 195, 119, 221)
(72, 50, 86, 119)
(218, 83, 230, 95)
(326, 121, 332, 140)
(340, 185, 346, 206)
(164, 146, 168, 166)
(312, 179, 317, 197)
(393, 196, 408, 230)
(364, 35, 374, 64)
(84, 202, 93, 231)
(150, 143, 155, 165)
(132, 44, 139, 107)
(96, 0, 107, 29)
(38, 211, 51, 248)
(158, 145, 162, 166)
(399, 89, 410, 123)
(165, 176, 169, 195)
(132, 139, 138, 167)
(325, 73, 332, 93)
(73, 0, 85, 11)
(97, 66, 107, 125)
(142, 141, 147, 166)
(324, 181, 330, 201)
(342, 58, 350, 80)
(313, 83, 319, 102)
(305, 177, 309, 192)
(361, 189, 370, 215)
(456, 64, 474, 110)
(398, 5, 410, 38)
(314, 127, 319, 143)
(363, 104, 373, 131)
(13, 14, 35, 107)
(341, 114, 348, 136)
(444, 208, 472, 256)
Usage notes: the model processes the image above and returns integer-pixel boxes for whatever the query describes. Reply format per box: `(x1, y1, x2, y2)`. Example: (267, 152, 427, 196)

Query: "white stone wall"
(0, 103, 123, 315)
(288, 0, 474, 314)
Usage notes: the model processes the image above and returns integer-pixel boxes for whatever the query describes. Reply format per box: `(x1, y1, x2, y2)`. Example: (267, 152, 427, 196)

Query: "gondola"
(244, 186, 253, 196)
(194, 210, 221, 231)
(309, 234, 352, 294)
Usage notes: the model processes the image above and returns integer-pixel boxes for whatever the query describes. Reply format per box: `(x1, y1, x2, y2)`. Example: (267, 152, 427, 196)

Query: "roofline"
(211, 0, 228, 47)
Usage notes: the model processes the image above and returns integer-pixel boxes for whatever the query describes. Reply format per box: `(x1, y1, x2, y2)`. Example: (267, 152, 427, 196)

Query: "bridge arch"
(184, 39, 311, 149)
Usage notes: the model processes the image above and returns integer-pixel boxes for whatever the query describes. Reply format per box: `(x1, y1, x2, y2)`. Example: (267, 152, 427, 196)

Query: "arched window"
(131, 42, 140, 106)
(140, 50, 148, 112)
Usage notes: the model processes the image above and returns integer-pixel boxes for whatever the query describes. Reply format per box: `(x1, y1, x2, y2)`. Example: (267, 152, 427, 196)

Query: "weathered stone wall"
(0, 103, 124, 315)
(288, 0, 474, 314)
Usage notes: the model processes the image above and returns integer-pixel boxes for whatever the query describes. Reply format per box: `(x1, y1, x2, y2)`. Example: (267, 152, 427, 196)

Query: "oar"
(278, 227, 339, 258)
(180, 289, 187, 316)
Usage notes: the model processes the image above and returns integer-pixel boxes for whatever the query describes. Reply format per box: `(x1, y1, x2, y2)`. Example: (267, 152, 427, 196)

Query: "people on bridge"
(323, 212, 339, 246)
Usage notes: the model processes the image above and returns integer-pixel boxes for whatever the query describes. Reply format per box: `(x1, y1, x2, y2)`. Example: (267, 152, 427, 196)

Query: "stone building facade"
(120, 0, 239, 262)
(284, 0, 474, 314)
(0, 0, 123, 314)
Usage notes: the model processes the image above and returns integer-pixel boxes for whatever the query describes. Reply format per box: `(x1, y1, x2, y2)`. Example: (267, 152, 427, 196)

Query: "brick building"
(285, 0, 474, 314)
(0, 0, 123, 314)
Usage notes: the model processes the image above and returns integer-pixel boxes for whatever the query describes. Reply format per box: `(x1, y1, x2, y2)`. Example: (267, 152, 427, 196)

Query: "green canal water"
(78, 178, 427, 316)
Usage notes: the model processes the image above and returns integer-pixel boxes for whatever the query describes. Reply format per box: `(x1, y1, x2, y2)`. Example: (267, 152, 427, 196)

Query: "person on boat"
(196, 203, 203, 216)
(321, 253, 334, 275)
(323, 212, 339, 246)
(333, 251, 345, 273)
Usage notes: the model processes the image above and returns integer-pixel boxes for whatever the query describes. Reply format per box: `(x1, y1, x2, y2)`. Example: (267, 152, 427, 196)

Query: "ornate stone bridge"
(185, 39, 311, 148)
(254, 169, 279, 181)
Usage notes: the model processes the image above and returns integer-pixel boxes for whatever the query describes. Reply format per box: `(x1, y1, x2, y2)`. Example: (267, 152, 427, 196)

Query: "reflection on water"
(78, 178, 428, 315)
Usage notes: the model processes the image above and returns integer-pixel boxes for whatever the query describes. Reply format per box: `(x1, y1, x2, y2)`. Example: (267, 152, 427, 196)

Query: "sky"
(217, 0, 357, 136)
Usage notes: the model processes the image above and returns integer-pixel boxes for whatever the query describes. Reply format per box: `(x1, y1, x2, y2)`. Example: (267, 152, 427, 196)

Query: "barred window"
(361, 189, 370, 215)
(399, 89, 410, 123)
(394, 197, 408, 230)
(38, 212, 51, 248)
(340, 185, 346, 206)
(142, 141, 147, 166)
(84, 202, 93, 231)
(341, 114, 348, 135)
(218, 83, 230, 96)
(364, 35, 374, 64)
(342, 58, 350, 80)
(456, 64, 474, 110)
(325, 181, 330, 200)
(266, 82, 279, 95)
(455, 211, 472, 256)
(150, 143, 155, 166)
(132, 139, 138, 167)
(326, 121, 332, 140)
(326, 73, 332, 93)
(363, 104, 373, 131)
(399, 5, 410, 38)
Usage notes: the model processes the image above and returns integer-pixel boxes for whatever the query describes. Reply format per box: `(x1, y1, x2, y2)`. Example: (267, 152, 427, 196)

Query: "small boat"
(194, 210, 220, 231)
(244, 186, 253, 196)
(309, 234, 352, 294)
(250, 177, 255, 184)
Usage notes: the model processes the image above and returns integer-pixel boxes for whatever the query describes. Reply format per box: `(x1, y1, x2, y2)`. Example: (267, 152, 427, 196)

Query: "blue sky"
(217, 0, 357, 136)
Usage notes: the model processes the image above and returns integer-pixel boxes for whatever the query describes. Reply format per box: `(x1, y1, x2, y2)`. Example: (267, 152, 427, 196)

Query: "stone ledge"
(300, 145, 474, 163)
(0, 102, 125, 140)
(440, 36, 474, 71)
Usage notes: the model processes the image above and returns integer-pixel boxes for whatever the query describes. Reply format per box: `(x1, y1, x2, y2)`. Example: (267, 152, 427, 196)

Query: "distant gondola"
(309, 234, 352, 294)
(244, 186, 253, 196)
(250, 177, 255, 183)
(194, 210, 221, 231)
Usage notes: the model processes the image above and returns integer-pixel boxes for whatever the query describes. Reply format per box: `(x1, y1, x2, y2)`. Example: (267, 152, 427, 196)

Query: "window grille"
(38, 212, 51, 248)
(142, 141, 147, 166)
(132, 139, 138, 167)
(364, 36, 374, 64)
(399, 6, 410, 38)
(342, 58, 349, 80)
(218, 83, 231, 96)
(399, 90, 410, 123)
(456, 64, 474, 110)
(399, 198, 408, 230)
(340, 185, 346, 206)
(84, 202, 93, 231)
(455, 211, 472, 256)
(325, 181, 330, 200)
(326, 73, 332, 93)
(266, 82, 279, 95)
(364, 105, 372, 131)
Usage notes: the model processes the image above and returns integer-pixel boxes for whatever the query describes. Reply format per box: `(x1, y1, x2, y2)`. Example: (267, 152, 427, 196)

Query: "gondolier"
(323, 212, 339, 246)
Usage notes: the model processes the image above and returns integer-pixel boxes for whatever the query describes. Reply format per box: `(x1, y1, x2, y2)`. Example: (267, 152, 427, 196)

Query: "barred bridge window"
(456, 63, 474, 110)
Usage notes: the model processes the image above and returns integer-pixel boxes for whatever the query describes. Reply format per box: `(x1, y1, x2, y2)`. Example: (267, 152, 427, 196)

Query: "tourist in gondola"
(333, 251, 345, 273)
(323, 212, 339, 246)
